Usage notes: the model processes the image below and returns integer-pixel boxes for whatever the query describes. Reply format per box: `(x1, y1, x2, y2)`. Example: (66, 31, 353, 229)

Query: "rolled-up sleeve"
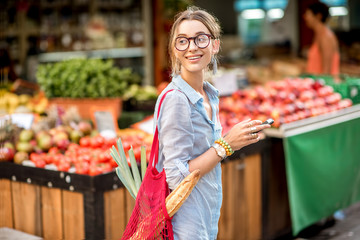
(157, 91, 194, 190)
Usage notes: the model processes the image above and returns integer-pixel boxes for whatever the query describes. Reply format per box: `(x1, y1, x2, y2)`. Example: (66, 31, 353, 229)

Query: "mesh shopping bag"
(121, 90, 175, 240)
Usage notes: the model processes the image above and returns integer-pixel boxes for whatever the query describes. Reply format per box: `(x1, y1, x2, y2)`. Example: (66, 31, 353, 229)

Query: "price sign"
(212, 71, 238, 96)
(134, 117, 154, 134)
(94, 111, 117, 136)
(10, 113, 34, 129)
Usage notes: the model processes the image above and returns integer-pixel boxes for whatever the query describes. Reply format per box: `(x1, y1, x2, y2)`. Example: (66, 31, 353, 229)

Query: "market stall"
(1, 1, 360, 239)
(0, 138, 268, 240)
(265, 104, 360, 235)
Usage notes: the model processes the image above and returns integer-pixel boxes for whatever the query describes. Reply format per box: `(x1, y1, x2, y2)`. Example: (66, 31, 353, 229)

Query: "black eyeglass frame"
(174, 33, 214, 51)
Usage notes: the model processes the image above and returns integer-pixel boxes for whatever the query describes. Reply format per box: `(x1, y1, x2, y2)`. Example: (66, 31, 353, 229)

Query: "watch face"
(214, 143, 226, 158)
(219, 147, 226, 157)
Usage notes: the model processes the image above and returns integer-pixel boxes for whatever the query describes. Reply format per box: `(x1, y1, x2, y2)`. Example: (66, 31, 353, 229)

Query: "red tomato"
(121, 141, 131, 152)
(79, 137, 91, 147)
(89, 136, 105, 148)
(104, 137, 117, 148)
(146, 149, 151, 163)
(48, 147, 59, 155)
(109, 157, 118, 168)
(30, 152, 42, 162)
(77, 154, 91, 163)
(33, 158, 46, 168)
(77, 147, 90, 155)
(57, 161, 70, 172)
(75, 161, 89, 175)
(133, 147, 141, 162)
(67, 143, 79, 151)
(97, 162, 112, 173)
(98, 150, 111, 163)
(88, 164, 102, 176)
(64, 155, 75, 165)
(52, 154, 64, 166)
(96, 135, 105, 147)
(65, 150, 77, 158)
(90, 148, 101, 163)
(44, 154, 53, 164)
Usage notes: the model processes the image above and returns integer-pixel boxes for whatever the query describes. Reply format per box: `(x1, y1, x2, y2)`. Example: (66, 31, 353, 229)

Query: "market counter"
(0, 139, 270, 240)
(2, 104, 359, 239)
(264, 104, 360, 237)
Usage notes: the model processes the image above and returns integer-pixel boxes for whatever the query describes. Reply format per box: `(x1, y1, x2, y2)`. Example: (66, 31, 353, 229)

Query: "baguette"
(166, 169, 200, 217)
(129, 169, 200, 239)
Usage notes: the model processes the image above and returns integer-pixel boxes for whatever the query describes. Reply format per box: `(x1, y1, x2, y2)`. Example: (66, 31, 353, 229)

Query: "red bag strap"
(150, 89, 175, 168)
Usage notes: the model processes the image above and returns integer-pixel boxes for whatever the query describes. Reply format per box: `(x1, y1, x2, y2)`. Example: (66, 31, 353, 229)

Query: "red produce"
(0, 147, 15, 161)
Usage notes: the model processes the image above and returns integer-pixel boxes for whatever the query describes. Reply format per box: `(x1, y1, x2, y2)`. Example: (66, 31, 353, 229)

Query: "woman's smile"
(186, 54, 203, 61)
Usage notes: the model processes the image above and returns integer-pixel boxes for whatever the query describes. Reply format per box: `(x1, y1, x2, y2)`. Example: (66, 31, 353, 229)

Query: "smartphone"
(262, 118, 274, 125)
(254, 118, 274, 133)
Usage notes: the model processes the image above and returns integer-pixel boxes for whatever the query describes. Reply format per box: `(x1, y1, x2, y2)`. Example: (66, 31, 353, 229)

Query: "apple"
(0, 147, 15, 161)
(299, 90, 315, 101)
(14, 151, 29, 164)
(314, 98, 326, 107)
(4, 142, 14, 149)
(337, 99, 352, 109)
(312, 81, 324, 91)
(70, 130, 83, 143)
(36, 130, 49, 142)
(19, 129, 34, 142)
(16, 141, 33, 153)
(78, 121, 92, 135)
(37, 134, 53, 151)
(53, 131, 69, 145)
(317, 86, 334, 97)
(56, 139, 70, 151)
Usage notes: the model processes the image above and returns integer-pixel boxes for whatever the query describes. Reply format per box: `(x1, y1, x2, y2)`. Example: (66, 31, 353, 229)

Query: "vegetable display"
(36, 58, 141, 98)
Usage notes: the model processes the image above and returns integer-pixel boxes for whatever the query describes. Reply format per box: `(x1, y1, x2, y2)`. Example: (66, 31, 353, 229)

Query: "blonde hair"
(168, 6, 221, 76)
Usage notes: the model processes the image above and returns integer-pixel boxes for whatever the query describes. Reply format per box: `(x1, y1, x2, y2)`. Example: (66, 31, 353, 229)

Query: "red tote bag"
(122, 90, 175, 240)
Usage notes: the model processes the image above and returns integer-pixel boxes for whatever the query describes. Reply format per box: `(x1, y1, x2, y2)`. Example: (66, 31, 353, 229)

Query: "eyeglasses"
(175, 34, 213, 51)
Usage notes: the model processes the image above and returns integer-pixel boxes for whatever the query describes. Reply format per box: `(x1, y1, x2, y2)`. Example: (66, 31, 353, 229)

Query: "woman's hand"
(223, 119, 271, 152)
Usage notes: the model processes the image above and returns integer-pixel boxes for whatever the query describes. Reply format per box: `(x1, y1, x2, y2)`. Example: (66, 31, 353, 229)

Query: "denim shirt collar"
(172, 75, 219, 105)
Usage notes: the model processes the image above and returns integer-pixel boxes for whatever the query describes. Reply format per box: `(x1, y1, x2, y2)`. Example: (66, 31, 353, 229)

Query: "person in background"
(0, 42, 18, 82)
(304, 1, 340, 76)
(154, 6, 270, 239)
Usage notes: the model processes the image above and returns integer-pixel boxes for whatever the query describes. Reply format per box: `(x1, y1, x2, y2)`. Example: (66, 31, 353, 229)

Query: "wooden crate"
(0, 162, 133, 240)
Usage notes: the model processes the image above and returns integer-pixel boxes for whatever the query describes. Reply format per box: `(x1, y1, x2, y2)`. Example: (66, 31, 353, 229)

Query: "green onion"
(115, 167, 136, 199)
(110, 143, 137, 197)
(109, 138, 150, 199)
(128, 147, 142, 191)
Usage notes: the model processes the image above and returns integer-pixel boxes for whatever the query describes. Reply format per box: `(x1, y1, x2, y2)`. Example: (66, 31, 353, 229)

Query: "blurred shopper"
(304, 1, 340, 76)
(0, 42, 18, 82)
(154, 6, 270, 239)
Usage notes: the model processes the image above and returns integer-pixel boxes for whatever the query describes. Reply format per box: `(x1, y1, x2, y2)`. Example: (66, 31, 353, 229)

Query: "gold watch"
(212, 143, 227, 160)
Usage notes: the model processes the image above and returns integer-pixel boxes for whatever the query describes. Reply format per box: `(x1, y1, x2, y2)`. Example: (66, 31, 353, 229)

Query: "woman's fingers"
(225, 119, 272, 151)
(244, 120, 262, 128)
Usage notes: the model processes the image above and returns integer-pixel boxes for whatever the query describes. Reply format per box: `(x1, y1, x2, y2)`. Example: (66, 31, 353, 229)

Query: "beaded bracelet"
(214, 138, 234, 156)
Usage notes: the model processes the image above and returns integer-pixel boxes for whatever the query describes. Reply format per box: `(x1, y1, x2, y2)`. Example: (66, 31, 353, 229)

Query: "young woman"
(304, 2, 340, 75)
(154, 6, 270, 239)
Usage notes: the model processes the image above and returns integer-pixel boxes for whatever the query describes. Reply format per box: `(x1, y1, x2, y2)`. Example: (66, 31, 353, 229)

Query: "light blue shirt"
(154, 75, 223, 240)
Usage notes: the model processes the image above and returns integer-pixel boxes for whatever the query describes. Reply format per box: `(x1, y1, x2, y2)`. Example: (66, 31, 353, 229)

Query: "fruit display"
(1, 118, 153, 176)
(219, 77, 353, 133)
(0, 90, 48, 115)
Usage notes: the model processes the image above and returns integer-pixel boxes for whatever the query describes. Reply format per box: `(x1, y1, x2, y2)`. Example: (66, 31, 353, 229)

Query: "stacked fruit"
(0, 90, 48, 115)
(0, 121, 153, 176)
(219, 78, 353, 133)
